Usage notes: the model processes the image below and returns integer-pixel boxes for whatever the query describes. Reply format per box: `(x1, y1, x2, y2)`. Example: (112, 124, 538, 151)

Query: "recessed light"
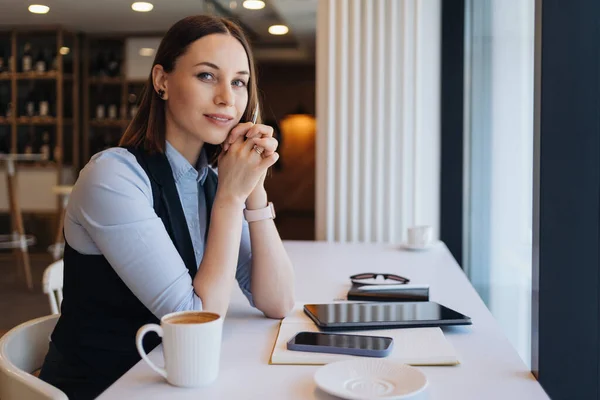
(268, 25, 289, 35)
(131, 2, 153, 12)
(28, 4, 50, 14)
(139, 48, 155, 57)
(243, 1, 265, 10)
(59, 47, 70, 55)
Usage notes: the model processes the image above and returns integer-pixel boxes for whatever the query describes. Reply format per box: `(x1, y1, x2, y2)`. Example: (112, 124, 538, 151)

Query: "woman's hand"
(221, 122, 279, 207)
(216, 124, 279, 205)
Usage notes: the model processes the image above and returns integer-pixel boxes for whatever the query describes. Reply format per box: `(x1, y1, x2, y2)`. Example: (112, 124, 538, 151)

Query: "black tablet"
(303, 302, 472, 331)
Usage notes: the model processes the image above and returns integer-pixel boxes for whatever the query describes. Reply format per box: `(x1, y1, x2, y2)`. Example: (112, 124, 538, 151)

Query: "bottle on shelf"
(38, 88, 50, 117)
(107, 101, 118, 120)
(107, 50, 120, 77)
(40, 130, 51, 160)
(95, 89, 106, 120)
(35, 50, 46, 73)
(22, 42, 33, 73)
(128, 92, 138, 119)
(24, 88, 36, 117)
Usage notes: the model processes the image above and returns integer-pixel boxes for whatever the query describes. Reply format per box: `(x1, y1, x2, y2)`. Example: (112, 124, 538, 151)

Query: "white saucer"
(400, 240, 442, 252)
(314, 359, 428, 400)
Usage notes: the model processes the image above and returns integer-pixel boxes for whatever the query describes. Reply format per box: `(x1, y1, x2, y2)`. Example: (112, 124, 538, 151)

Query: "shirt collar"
(165, 141, 209, 185)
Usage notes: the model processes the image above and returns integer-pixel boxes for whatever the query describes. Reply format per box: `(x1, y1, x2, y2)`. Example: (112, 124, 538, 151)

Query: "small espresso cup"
(136, 310, 223, 387)
(407, 225, 433, 248)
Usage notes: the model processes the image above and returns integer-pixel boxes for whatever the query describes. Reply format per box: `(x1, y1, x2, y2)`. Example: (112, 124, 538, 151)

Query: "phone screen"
(291, 332, 393, 351)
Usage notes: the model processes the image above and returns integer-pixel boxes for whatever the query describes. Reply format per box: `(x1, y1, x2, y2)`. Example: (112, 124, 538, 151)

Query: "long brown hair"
(119, 15, 260, 165)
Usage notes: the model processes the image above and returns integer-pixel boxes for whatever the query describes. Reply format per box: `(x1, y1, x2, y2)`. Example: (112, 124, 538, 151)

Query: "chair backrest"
(0, 315, 68, 400)
(42, 260, 63, 315)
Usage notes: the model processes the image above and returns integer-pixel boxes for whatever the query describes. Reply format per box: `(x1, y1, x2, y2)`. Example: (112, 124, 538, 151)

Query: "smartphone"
(286, 331, 394, 358)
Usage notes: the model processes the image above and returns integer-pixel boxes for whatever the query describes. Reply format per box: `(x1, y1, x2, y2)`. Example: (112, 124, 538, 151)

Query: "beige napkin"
(269, 303, 460, 366)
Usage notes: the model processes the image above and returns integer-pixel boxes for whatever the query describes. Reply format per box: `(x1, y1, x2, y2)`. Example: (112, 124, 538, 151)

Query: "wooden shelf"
(0, 72, 73, 81)
(89, 76, 124, 85)
(90, 119, 130, 128)
(15, 71, 58, 80)
(2, 28, 80, 176)
(16, 117, 73, 126)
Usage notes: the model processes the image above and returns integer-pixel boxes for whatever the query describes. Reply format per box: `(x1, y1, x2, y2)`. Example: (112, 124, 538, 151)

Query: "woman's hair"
(119, 15, 260, 165)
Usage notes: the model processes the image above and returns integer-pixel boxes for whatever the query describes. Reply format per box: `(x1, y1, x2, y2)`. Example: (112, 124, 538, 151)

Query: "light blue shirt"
(63, 142, 254, 319)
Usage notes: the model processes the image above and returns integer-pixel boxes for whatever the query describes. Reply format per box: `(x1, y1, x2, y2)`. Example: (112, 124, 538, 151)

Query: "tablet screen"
(303, 302, 471, 329)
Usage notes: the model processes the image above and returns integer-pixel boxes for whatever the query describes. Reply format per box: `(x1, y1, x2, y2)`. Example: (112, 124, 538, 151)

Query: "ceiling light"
(243, 1, 265, 10)
(139, 48, 155, 57)
(28, 4, 50, 14)
(268, 25, 289, 35)
(230, 1, 238, 9)
(131, 2, 153, 12)
(59, 47, 70, 55)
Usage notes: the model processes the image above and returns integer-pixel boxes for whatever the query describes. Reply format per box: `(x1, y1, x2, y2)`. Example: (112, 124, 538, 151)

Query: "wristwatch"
(244, 202, 276, 222)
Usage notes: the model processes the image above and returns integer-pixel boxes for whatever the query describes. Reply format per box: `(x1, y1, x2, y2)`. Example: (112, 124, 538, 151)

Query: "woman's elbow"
(258, 297, 295, 319)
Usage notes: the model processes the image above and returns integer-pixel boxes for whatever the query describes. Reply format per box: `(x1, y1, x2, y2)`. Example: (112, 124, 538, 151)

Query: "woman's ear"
(152, 64, 168, 100)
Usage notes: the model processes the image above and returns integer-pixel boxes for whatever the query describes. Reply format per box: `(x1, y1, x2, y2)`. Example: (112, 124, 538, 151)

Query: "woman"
(39, 15, 295, 399)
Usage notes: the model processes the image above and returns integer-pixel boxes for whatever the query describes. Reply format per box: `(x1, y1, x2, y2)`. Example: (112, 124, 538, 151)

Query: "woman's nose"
(214, 83, 235, 107)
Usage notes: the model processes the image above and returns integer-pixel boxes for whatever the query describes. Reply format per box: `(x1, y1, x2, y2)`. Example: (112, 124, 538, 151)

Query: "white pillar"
(316, 0, 441, 243)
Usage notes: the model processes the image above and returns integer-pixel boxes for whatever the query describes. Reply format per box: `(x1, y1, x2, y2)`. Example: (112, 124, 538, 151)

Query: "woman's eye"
(197, 72, 214, 81)
(232, 79, 247, 88)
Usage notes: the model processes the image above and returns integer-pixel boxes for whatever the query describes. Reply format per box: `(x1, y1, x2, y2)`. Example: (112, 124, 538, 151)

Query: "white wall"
(125, 37, 162, 80)
(316, 0, 441, 243)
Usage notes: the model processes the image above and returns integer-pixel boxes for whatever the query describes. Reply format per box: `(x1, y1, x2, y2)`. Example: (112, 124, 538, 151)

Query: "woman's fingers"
(223, 122, 254, 152)
(260, 152, 280, 169)
(223, 123, 275, 152)
(251, 137, 278, 157)
(245, 124, 274, 139)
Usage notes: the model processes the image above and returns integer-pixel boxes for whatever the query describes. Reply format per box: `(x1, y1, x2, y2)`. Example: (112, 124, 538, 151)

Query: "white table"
(98, 241, 549, 400)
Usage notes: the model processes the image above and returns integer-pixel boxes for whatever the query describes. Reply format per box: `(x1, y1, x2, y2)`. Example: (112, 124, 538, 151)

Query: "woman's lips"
(204, 114, 234, 126)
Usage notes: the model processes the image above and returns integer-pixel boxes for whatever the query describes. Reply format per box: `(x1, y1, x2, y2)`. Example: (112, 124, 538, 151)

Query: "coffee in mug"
(136, 310, 223, 387)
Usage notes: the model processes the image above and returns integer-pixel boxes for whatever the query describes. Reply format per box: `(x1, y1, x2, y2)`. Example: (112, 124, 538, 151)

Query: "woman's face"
(163, 33, 250, 146)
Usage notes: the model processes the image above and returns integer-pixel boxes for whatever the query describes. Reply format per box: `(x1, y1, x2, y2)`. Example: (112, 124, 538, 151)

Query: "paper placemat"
(269, 303, 460, 366)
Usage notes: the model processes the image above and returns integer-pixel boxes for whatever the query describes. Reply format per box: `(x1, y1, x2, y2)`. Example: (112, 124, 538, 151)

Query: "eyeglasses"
(350, 272, 410, 285)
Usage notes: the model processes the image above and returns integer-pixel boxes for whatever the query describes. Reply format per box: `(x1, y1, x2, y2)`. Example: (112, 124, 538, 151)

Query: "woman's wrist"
(214, 190, 246, 210)
(246, 187, 268, 210)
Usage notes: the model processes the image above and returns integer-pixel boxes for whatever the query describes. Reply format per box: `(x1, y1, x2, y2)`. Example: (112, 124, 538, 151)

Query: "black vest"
(51, 147, 217, 385)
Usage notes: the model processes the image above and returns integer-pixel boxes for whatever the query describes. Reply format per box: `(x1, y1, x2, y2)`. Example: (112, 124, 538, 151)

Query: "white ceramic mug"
(407, 225, 433, 248)
(136, 310, 223, 387)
